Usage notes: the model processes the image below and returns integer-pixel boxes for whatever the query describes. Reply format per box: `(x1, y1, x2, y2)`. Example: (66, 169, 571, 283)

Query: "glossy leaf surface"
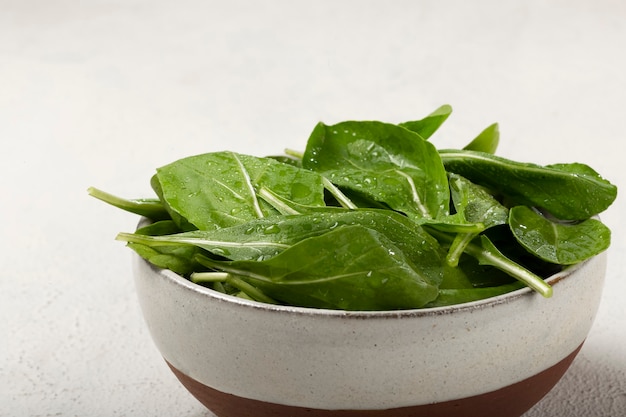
(303, 121, 449, 221)
(118, 209, 445, 286)
(91, 108, 617, 310)
(440, 149, 617, 220)
(462, 123, 499, 154)
(197, 225, 440, 310)
(445, 173, 509, 266)
(155, 152, 326, 230)
(509, 205, 611, 264)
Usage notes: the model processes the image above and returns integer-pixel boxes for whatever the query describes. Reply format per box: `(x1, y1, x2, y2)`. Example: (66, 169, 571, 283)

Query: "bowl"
(132, 242, 607, 417)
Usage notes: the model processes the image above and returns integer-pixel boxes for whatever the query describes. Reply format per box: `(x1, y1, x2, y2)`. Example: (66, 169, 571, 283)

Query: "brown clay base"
(166, 342, 583, 417)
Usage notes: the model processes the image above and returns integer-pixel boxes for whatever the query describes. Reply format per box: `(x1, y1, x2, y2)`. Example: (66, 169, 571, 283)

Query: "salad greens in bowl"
(91, 105, 616, 417)
(90, 104, 616, 311)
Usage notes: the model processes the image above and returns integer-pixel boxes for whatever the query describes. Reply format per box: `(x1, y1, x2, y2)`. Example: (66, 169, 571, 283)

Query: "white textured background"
(1, 1, 625, 416)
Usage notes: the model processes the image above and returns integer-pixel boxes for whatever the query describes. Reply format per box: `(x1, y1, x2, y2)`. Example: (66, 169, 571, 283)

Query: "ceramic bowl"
(132, 244, 606, 417)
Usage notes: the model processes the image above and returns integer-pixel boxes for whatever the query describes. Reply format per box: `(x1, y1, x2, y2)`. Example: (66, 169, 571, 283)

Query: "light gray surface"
(1, 1, 624, 416)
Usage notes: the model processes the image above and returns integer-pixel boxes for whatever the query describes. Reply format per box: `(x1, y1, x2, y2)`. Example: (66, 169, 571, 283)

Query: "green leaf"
(127, 243, 205, 276)
(126, 219, 206, 276)
(472, 235, 552, 297)
(90, 107, 618, 310)
(428, 228, 552, 297)
(439, 149, 617, 220)
(195, 225, 440, 310)
(445, 173, 509, 266)
(463, 123, 499, 154)
(398, 104, 452, 140)
(135, 219, 183, 236)
(154, 152, 326, 230)
(266, 155, 302, 168)
(509, 205, 611, 264)
(438, 263, 475, 290)
(449, 173, 509, 227)
(424, 281, 525, 307)
(117, 209, 445, 287)
(150, 175, 198, 231)
(303, 121, 450, 221)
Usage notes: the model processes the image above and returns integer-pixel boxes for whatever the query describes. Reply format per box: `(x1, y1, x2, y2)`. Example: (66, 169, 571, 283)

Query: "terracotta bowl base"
(166, 342, 582, 417)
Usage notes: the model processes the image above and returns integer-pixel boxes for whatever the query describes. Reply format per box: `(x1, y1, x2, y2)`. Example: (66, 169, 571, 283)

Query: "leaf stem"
(321, 177, 358, 209)
(446, 232, 477, 267)
(227, 276, 278, 304)
(257, 187, 301, 215)
(231, 153, 265, 219)
(427, 228, 553, 298)
(469, 236, 553, 298)
(87, 186, 169, 220)
(191, 272, 277, 304)
(191, 272, 230, 282)
(284, 148, 304, 159)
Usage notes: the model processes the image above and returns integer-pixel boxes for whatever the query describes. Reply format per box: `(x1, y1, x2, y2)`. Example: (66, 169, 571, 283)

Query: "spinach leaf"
(424, 281, 525, 308)
(448, 174, 508, 227)
(439, 149, 617, 220)
(445, 173, 509, 266)
(91, 107, 617, 309)
(399, 104, 452, 140)
(124, 219, 204, 276)
(470, 235, 553, 297)
(127, 243, 206, 276)
(303, 121, 449, 221)
(427, 228, 553, 297)
(462, 123, 499, 154)
(195, 225, 440, 310)
(154, 151, 326, 230)
(454, 252, 517, 288)
(135, 219, 183, 236)
(117, 228, 290, 262)
(509, 205, 611, 264)
(150, 175, 198, 232)
(117, 209, 445, 287)
(266, 155, 302, 168)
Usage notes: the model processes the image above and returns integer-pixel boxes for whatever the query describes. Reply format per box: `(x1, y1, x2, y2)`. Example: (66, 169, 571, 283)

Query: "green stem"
(191, 272, 278, 305)
(257, 187, 301, 215)
(284, 148, 304, 159)
(117, 232, 168, 245)
(469, 236, 552, 298)
(191, 272, 230, 282)
(446, 233, 477, 267)
(87, 186, 169, 220)
(428, 228, 553, 298)
(321, 177, 358, 209)
(227, 276, 278, 304)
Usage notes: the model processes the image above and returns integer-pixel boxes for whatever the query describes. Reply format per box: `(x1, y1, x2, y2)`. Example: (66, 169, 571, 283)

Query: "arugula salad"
(90, 105, 617, 310)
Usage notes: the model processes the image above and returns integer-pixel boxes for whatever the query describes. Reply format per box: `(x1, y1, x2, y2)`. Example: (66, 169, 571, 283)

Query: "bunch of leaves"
(89, 105, 617, 310)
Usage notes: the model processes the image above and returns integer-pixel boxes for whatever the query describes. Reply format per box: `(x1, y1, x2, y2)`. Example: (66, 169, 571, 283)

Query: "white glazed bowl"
(132, 246, 606, 417)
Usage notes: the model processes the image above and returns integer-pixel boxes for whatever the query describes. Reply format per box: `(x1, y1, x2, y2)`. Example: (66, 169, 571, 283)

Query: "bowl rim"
(139, 253, 591, 320)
